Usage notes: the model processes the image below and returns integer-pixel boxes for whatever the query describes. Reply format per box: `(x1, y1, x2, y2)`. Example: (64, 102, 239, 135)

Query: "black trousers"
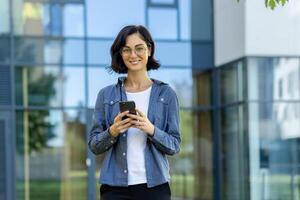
(100, 182, 171, 200)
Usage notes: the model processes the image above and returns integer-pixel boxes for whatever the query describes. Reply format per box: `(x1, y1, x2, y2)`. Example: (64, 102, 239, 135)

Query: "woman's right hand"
(109, 111, 132, 137)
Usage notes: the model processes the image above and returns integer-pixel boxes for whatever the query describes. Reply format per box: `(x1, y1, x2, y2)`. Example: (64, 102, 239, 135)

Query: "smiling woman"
(88, 25, 181, 200)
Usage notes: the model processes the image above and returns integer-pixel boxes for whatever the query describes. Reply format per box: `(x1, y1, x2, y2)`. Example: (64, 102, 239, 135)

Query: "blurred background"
(0, 0, 299, 199)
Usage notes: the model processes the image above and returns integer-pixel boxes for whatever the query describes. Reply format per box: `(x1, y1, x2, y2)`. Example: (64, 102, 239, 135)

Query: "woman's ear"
(148, 47, 152, 57)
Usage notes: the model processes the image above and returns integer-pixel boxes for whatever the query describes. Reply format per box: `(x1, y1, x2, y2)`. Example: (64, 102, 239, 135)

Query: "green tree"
(237, 0, 289, 10)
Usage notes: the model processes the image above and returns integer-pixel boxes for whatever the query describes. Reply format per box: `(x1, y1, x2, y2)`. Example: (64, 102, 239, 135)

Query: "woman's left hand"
(127, 108, 155, 136)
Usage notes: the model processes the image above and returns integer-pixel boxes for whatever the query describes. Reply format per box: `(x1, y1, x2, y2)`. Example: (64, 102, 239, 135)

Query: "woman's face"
(120, 33, 151, 72)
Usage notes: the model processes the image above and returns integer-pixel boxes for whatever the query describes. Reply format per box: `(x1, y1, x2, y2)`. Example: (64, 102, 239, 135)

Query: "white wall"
(214, 0, 300, 66)
(246, 0, 300, 57)
(214, 0, 245, 66)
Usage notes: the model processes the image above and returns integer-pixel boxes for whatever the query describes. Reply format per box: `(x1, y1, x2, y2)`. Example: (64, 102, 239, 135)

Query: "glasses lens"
(121, 48, 131, 56)
(135, 46, 146, 56)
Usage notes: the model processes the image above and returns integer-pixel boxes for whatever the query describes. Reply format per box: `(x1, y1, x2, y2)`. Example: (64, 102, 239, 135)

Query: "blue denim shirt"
(88, 77, 181, 188)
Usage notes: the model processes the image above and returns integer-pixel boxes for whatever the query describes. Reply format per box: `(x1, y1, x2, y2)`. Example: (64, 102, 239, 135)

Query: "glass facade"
(1, 0, 299, 200)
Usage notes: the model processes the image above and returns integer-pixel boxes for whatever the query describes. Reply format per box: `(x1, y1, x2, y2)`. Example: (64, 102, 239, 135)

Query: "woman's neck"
(124, 72, 153, 92)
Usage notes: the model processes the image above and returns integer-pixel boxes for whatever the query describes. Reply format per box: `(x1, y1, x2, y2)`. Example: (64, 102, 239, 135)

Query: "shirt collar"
(117, 76, 166, 86)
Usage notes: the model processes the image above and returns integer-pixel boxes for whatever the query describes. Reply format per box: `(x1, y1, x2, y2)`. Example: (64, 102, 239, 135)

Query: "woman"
(88, 25, 181, 200)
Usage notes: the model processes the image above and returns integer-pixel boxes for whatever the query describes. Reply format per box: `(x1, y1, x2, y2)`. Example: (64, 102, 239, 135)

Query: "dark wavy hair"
(109, 25, 160, 74)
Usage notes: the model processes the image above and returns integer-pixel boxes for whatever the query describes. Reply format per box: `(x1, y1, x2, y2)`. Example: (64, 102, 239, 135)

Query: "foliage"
(27, 72, 57, 153)
(237, 0, 289, 10)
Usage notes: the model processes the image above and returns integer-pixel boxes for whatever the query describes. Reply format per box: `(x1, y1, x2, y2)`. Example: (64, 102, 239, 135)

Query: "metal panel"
(0, 67, 11, 105)
(0, 120, 6, 200)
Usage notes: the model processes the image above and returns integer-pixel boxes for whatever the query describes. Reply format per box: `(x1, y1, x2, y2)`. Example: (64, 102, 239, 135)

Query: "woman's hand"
(109, 111, 132, 137)
(127, 109, 155, 136)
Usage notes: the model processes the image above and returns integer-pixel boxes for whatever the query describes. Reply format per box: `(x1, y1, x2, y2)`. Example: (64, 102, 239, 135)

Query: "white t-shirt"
(126, 86, 152, 185)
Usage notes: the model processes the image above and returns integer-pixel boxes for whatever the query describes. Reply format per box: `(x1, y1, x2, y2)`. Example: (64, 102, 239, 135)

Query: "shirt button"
(110, 101, 114, 105)
(110, 140, 114, 144)
(124, 170, 127, 173)
(123, 152, 126, 156)
(160, 98, 164, 101)
(123, 134, 126, 137)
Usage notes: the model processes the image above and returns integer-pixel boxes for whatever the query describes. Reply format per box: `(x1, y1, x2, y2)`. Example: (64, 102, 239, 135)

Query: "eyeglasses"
(120, 45, 148, 57)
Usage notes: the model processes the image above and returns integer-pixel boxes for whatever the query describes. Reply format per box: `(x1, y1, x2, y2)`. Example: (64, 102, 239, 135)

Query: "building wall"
(214, 0, 300, 66)
(214, 0, 245, 66)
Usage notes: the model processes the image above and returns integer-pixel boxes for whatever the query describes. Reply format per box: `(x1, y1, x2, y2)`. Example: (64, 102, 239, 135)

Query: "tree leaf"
(268, 0, 277, 9)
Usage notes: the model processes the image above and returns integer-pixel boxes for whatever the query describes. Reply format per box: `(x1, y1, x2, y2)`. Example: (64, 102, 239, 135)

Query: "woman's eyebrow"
(124, 43, 145, 48)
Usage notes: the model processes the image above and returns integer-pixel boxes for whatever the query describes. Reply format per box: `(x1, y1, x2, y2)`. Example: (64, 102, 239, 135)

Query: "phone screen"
(119, 101, 136, 120)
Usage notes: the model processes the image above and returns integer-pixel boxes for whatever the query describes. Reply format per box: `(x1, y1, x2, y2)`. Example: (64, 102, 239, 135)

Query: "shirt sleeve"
(148, 88, 181, 155)
(88, 89, 118, 155)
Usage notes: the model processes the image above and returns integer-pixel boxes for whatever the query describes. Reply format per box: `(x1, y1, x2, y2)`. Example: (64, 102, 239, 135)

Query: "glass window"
(148, 8, 178, 40)
(150, 0, 175, 5)
(155, 41, 191, 67)
(248, 58, 300, 101)
(14, 38, 85, 65)
(221, 106, 248, 200)
(45, 40, 62, 64)
(14, 2, 48, 36)
(194, 71, 212, 106)
(149, 68, 193, 107)
(220, 65, 238, 104)
(0, 66, 12, 105)
(15, 66, 62, 107)
(87, 39, 112, 65)
(87, 0, 145, 37)
(13, 2, 83, 37)
(0, 37, 10, 63)
(169, 110, 195, 199)
(88, 67, 119, 107)
(0, 0, 10, 34)
(63, 5, 84, 37)
(16, 109, 87, 200)
(14, 38, 62, 64)
(194, 111, 213, 199)
(248, 103, 300, 200)
(179, 0, 191, 40)
(63, 39, 84, 65)
(63, 67, 85, 107)
(190, 0, 212, 41)
(45, 4, 63, 36)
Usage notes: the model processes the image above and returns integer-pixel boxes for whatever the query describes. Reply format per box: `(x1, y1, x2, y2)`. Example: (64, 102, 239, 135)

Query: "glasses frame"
(119, 45, 149, 57)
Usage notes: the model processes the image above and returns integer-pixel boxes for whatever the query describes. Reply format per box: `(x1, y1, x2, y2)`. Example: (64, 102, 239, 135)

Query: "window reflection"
(63, 67, 85, 107)
(149, 68, 193, 107)
(14, 38, 86, 65)
(13, 1, 83, 37)
(14, 38, 62, 64)
(169, 110, 195, 199)
(15, 66, 62, 107)
(248, 58, 300, 100)
(0, 37, 10, 63)
(248, 103, 300, 200)
(194, 111, 213, 199)
(0, 0, 9, 34)
(221, 106, 247, 200)
(16, 109, 87, 200)
(194, 70, 212, 106)
(86, 0, 145, 37)
(150, 0, 175, 5)
(179, 0, 191, 40)
(220, 65, 238, 104)
(45, 4, 62, 36)
(155, 41, 191, 67)
(149, 8, 178, 39)
(88, 67, 119, 107)
(63, 5, 84, 37)
(63, 39, 85, 65)
(87, 40, 112, 65)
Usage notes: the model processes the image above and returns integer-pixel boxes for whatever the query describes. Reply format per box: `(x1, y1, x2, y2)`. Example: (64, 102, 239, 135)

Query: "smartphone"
(119, 101, 136, 120)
